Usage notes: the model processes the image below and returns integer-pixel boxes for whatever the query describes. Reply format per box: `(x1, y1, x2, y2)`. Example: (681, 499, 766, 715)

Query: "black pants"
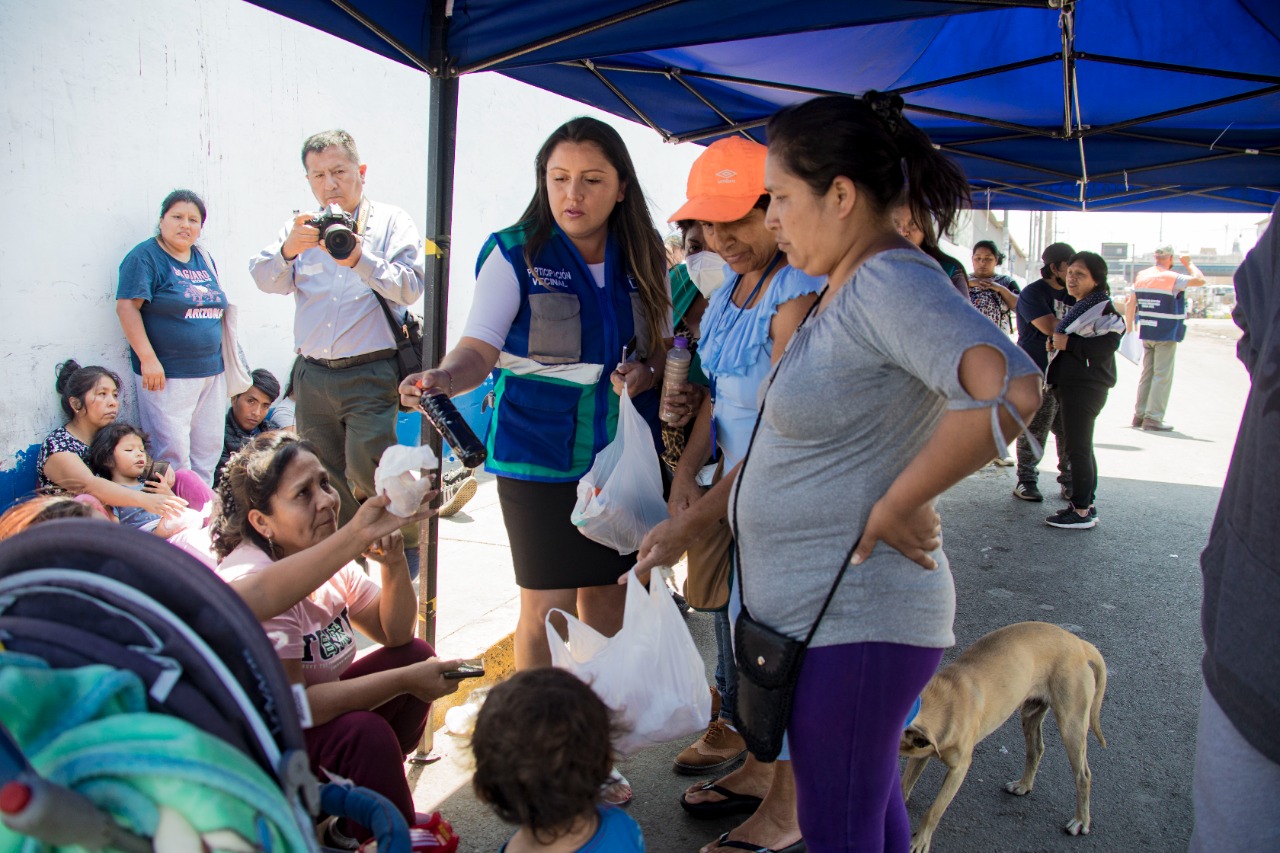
(1016, 389, 1071, 488)
(1053, 384, 1109, 510)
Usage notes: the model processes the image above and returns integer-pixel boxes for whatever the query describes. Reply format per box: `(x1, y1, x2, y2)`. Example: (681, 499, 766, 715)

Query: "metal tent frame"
(246, 0, 1280, 641)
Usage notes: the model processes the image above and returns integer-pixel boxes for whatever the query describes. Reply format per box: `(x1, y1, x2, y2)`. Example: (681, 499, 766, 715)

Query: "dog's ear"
(901, 724, 937, 755)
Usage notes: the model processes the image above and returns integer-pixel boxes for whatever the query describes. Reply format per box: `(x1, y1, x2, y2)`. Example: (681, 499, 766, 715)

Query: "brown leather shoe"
(673, 719, 747, 775)
(709, 686, 721, 723)
(1142, 418, 1174, 432)
(1132, 414, 1145, 428)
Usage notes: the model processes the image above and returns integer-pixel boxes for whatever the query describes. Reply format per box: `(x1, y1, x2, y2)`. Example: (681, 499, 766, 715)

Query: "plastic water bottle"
(660, 336, 692, 423)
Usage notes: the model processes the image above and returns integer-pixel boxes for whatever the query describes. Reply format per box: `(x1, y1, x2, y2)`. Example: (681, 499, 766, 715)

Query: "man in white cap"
(1127, 245, 1204, 431)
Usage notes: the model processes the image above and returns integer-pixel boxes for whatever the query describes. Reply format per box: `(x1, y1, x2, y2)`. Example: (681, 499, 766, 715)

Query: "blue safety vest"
(477, 225, 648, 482)
(1134, 266, 1188, 343)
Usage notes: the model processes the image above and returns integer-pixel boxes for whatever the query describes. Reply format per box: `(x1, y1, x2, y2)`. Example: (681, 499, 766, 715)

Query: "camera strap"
(355, 198, 370, 237)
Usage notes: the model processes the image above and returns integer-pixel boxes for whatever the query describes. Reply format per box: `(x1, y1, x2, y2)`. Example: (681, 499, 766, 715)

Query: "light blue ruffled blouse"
(698, 262, 825, 469)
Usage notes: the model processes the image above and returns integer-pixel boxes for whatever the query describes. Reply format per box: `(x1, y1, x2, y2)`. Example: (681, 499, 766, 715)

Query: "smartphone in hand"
(443, 663, 486, 680)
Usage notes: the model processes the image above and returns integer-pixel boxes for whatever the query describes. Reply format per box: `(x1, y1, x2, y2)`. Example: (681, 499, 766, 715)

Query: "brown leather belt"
(302, 349, 396, 370)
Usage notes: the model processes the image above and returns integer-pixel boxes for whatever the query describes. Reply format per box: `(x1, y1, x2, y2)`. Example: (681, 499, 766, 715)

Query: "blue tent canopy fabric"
(248, 0, 1280, 212)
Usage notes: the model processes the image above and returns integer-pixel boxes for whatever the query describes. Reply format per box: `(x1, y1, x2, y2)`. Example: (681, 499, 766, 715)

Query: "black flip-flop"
(708, 831, 806, 853)
(679, 781, 763, 819)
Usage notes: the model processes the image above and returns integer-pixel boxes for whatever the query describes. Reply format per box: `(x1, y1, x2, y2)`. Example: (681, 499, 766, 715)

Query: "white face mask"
(684, 251, 727, 298)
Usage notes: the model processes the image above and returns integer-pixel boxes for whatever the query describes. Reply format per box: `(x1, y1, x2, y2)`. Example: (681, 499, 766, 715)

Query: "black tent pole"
(419, 0, 458, 656)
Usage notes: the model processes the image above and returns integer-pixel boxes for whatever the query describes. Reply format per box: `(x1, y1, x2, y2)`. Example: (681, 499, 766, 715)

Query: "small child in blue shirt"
(472, 668, 645, 853)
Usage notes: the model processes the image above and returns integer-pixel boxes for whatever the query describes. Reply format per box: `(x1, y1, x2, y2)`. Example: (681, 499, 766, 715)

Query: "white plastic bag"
(1119, 331, 1143, 365)
(546, 571, 710, 756)
(571, 391, 668, 554)
(374, 444, 439, 517)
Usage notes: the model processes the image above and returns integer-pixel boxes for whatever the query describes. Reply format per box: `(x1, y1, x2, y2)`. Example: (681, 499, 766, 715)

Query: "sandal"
(709, 831, 805, 853)
(602, 767, 632, 806)
(679, 781, 763, 819)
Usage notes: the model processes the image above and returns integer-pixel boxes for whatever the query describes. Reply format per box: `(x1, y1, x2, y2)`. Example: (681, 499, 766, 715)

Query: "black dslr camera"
(308, 203, 359, 260)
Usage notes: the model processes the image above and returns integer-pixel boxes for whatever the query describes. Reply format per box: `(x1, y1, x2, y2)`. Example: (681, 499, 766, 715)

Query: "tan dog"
(899, 621, 1107, 853)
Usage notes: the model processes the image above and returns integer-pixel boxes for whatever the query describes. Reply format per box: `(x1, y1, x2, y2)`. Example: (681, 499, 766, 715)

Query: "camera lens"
(323, 225, 357, 260)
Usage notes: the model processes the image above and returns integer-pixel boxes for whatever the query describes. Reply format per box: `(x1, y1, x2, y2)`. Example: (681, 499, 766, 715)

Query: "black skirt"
(496, 476, 636, 590)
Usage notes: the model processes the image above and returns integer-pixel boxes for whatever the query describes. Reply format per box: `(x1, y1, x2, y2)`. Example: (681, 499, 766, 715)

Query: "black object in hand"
(443, 664, 486, 680)
(419, 392, 487, 469)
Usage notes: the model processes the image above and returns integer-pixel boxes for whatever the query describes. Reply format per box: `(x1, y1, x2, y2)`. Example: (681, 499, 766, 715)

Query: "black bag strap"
(730, 284, 861, 647)
(373, 290, 407, 344)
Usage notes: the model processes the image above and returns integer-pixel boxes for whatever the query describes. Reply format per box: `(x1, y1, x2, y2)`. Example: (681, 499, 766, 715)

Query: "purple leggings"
(788, 642, 943, 853)
(306, 639, 434, 841)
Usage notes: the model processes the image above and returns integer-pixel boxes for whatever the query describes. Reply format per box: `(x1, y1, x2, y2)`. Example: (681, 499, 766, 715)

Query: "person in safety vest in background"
(1126, 244, 1204, 432)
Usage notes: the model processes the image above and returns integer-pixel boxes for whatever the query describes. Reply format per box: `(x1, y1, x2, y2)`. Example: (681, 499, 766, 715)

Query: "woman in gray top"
(742, 94, 1040, 851)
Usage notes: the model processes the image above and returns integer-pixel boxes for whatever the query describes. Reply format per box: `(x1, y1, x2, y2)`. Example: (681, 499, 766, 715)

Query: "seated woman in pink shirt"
(212, 431, 459, 846)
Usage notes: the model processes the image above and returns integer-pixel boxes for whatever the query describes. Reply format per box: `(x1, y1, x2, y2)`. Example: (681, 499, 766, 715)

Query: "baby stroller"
(0, 519, 414, 851)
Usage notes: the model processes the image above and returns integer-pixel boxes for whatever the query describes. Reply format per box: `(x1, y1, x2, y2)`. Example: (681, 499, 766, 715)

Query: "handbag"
(682, 458, 732, 612)
(221, 304, 253, 398)
(193, 245, 252, 398)
(373, 292, 425, 387)
(730, 283, 858, 762)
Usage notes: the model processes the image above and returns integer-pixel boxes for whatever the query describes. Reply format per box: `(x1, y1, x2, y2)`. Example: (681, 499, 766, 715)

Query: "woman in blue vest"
(399, 118, 670, 682)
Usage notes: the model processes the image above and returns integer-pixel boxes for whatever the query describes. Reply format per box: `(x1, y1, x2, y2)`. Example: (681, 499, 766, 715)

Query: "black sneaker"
(1012, 482, 1043, 502)
(1060, 484, 1072, 501)
(439, 468, 478, 518)
(1046, 507, 1097, 529)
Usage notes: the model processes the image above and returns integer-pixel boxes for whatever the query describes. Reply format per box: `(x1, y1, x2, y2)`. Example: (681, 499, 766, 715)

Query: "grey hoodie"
(1200, 201, 1280, 763)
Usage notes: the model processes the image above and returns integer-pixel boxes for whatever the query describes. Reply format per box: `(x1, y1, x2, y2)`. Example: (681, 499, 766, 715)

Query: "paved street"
(412, 320, 1249, 852)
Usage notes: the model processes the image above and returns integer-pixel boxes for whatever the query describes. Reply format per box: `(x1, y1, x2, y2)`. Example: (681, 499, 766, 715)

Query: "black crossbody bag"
(729, 284, 861, 762)
(355, 201, 426, 392)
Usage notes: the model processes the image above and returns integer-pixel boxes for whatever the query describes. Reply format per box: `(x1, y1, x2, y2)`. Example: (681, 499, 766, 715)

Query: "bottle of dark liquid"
(420, 392, 487, 469)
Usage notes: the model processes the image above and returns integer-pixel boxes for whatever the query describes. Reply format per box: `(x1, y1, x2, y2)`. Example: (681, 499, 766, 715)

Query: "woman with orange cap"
(655, 136, 822, 853)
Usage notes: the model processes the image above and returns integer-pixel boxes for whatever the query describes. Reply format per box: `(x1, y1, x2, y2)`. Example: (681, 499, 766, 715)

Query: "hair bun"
(55, 360, 82, 393)
(864, 90, 905, 136)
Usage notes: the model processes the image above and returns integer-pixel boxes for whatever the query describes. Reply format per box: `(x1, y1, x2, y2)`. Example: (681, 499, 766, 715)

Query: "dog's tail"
(1085, 641, 1108, 748)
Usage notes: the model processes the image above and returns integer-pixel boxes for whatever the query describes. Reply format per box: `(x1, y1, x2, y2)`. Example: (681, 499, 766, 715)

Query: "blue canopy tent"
(245, 0, 1280, 639)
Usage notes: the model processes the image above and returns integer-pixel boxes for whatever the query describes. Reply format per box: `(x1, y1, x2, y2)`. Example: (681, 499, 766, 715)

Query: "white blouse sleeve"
(460, 250, 522, 350)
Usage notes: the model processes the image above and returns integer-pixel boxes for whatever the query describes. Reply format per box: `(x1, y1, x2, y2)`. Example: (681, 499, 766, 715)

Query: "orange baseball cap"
(669, 137, 767, 224)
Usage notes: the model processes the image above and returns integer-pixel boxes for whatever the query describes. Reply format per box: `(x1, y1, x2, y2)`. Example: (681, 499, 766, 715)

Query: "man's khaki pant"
(294, 355, 419, 549)
(1134, 339, 1178, 423)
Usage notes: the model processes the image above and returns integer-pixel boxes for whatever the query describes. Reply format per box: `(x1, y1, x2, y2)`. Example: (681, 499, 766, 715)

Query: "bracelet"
(439, 368, 454, 396)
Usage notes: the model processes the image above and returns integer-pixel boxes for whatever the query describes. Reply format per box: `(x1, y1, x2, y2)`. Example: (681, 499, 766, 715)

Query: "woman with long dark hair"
(398, 119, 669, 669)
(634, 93, 1041, 851)
(1044, 251, 1125, 529)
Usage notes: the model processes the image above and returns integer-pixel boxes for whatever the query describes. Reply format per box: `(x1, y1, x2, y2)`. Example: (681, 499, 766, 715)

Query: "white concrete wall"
(0, 0, 701, 507)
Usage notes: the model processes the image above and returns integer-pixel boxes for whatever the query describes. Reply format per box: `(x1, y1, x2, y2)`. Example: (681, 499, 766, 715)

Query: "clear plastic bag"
(571, 391, 668, 554)
(546, 571, 710, 756)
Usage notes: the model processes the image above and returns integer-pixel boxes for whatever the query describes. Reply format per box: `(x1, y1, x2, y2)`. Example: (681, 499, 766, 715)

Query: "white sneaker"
(438, 469, 477, 517)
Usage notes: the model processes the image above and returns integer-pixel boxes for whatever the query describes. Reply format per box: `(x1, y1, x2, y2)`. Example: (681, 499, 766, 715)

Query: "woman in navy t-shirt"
(116, 189, 228, 484)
